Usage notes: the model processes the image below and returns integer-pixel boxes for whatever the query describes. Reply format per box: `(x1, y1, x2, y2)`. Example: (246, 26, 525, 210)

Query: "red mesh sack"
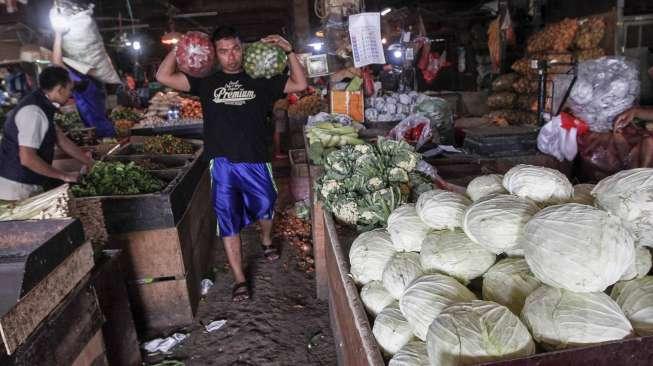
(176, 31, 215, 78)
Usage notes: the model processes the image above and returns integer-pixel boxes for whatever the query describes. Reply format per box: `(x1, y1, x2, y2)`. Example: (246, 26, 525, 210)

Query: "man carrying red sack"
(156, 26, 307, 302)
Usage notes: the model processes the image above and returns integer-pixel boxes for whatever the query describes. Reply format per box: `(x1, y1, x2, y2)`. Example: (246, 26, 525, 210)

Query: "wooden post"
(292, 0, 311, 47)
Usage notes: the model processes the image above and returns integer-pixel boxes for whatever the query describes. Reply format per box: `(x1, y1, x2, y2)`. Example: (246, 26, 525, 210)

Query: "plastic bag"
(537, 114, 580, 161)
(388, 115, 435, 149)
(568, 57, 640, 133)
(176, 32, 216, 78)
(50, 5, 121, 84)
(414, 96, 454, 144)
(243, 42, 288, 79)
(307, 112, 354, 128)
(578, 126, 653, 181)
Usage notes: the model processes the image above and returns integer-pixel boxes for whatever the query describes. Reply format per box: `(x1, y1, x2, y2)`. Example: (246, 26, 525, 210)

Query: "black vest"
(0, 90, 58, 185)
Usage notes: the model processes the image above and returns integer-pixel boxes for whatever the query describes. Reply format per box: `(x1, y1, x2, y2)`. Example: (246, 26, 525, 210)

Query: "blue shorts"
(210, 158, 277, 237)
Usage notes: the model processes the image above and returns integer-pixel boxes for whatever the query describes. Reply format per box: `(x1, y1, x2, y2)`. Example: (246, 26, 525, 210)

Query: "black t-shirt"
(187, 71, 288, 162)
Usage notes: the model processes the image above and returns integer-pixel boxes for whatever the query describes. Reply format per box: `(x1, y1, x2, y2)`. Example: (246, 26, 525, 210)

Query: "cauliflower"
(320, 179, 342, 199)
(334, 199, 359, 225)
(369, 177, 384, 190)
(389, 167, 409, 183)
(392, 151, 420, 172)
(354, 144, 373, 155)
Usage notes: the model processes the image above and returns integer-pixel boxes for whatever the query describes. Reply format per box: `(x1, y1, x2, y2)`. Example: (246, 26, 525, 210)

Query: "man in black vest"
(0, 66, 94, 201)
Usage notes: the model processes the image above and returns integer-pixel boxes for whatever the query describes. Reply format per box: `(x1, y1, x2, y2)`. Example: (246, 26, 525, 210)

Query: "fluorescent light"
(132, 41, 141, 50)
(381, 8, 392, 16)
(309, 42, 323, 51)
(125, 41, 132, 46)
(393, 50, 402, 59)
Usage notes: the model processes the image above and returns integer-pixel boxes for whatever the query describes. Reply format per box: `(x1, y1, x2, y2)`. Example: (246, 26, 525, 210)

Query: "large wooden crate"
(0, 219, 95, 355)
(323, 211, 653, 366)
(73, 143, 216, 336)
(91, 250, 141, 366)
(0, 276, 106, 366)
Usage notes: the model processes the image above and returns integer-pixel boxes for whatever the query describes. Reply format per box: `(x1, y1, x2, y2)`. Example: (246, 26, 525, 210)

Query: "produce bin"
(130, 122, 204, 139)
(322, 211, 653, 366)
(0, 219, 102, 365)
(72, 140, 215, 336)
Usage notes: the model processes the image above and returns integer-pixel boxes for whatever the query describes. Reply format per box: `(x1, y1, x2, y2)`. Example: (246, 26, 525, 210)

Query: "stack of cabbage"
(347, 165, 653, 365)
(316, 137, 434, 229)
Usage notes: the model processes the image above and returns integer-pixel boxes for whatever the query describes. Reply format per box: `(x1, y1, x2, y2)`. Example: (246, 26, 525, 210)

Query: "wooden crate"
(0, 272, 105, 365)
(91, 250, 141, 366)
(322, 210, 653, 366)
(112, 168, 216, 336)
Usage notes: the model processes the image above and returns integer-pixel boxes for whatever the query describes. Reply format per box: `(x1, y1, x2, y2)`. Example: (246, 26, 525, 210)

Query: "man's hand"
(261, 35, 293, 53)
(614, 107, 639, 132)
(60, 171, 80, 183)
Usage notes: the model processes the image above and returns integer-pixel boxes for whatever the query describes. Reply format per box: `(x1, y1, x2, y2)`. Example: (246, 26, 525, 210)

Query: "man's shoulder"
(15, 105, 47, 120)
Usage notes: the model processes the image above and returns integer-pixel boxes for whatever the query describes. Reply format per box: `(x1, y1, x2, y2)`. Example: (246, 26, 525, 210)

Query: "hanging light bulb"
(132, 41, 141, 50)
(162, 31, 182, 45)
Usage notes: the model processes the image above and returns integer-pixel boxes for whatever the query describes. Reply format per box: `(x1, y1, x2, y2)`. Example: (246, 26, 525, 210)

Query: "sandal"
(232, 282, 250, 302)
(262, 243, 280, 261)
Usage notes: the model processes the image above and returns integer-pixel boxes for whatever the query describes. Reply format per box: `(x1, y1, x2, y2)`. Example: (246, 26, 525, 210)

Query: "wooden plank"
(110, 228, 185, 280)
(308, 162, 328, 300)
(0, 277, 104, 365)
(324, 213, 384, 366)
(127, 278, 194, 337)
(71, 330, 107, 366)
(91, 251, 141, 366)
(0, 241, 94, 355)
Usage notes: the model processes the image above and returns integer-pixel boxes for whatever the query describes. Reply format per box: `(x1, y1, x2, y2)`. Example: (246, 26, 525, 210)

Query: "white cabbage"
(522, 286, 634, 350)
(360, 281, 395, 316)
(372, 302, 415, 355)
(503, 164, 573, 203)
(420, 230, 495, 284)
(463, 194, 540, 254)
(387, 204, 431, 252)
(426, 300, 535, 366)
(523, 204, 635, 292)
(569, 184, 595, 205)
(611, 276, 653, 336)
(416, 189, 471, 230)
(621, 246, 652, 281)
(399, 274, 477, 340)
(482, 258, 542, 315)
(349, 229, 396, 285)
(592, 168, 653, 247)
(388, 340, 429, 366)
(383, 252, 424, 299)
(466, 174, 507, 202)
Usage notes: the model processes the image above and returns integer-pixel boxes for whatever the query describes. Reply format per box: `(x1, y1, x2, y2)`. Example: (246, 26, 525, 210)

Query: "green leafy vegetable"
(72, 161, 164, 197)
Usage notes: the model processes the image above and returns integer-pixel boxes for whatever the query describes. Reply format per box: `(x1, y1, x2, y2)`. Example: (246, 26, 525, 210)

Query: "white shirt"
(0, 105, 50, 201)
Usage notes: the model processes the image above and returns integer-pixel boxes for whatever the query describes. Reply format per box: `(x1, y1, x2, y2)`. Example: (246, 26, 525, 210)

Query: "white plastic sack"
(567, 57, 640, 132)
(537, 115, 578, 162)
(50, 5, 121, 84)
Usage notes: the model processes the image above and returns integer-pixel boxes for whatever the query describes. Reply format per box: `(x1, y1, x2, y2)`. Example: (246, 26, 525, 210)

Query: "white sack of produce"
(567, 57, 640, 132)
(611, 276, 653, 336)
(416, 189, 471, 230)
(523, 204, 635, 292)
(522, 286, 634, 350)
(176, 32, 216, 78)
(383, 252, 424, 300)
(349, 229, 396, 285)
(569, 183, 596, 205)
(621, 246, 652, 281)
(360, 281, 395, 316)
(482, 258, 542, 315)
(372, 303, 415, 355)
(503, 164, 573, 203)
(592, 168, 653, 248)
(50, 6, 120, 84)
(463, 194, 540, 255)
(426, 300, 535, 366)
(465, 174, 507, 202)
(420, 231, 496, 284)
(387, 204, 430, 252)
(388, 340, 429, 366)
(399, 274, 477, 341)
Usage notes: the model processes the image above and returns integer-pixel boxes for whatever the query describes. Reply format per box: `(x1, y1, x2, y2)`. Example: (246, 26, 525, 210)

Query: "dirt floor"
(143, 172, 338, 366)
